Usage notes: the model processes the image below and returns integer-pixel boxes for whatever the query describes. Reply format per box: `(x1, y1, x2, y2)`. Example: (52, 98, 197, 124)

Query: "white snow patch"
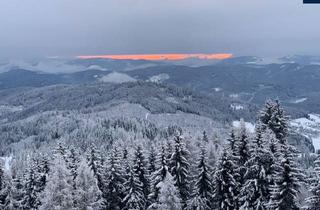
(0, 105, 24, 119)
(291, 114, 320, 150)
(0, 156, 12, 172)
(290, 98, 307, 104)
(229, 94, 239, 98)
(309, 114, 320, 123)
(149, 73, 170, 83)
(312, 135, 320, 151)
(232, 121, 255, 133)
(87, 65, 107, 71)
(0, 105, 23, 112)
(165, 97, 178, 104)
(100, 72, 136, 83)
(214, 87, 222, 92)
(280, 64, 288, 69)
(230, 104, 244, 110)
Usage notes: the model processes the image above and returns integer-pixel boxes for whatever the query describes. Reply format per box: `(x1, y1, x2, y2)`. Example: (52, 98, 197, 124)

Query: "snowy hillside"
(291, 114, 320, 150)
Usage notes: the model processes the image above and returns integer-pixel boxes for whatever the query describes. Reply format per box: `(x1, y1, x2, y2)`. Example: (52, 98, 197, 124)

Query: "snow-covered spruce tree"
(104, 146, 126, 210)
(235, 120, 251, 169)
(267, 128, 278, 155)
(133, 146, 150, 205)
(261, 128, 279, 192)
(21, 164, 40, 209)
(148, 145, 169, 209)
(259, 99, 289, 144)
(212, 149, 238, 210)
(55, 142, 69, 162)
(67, 147, 80, 190)
(234, 120, 251, 200)
(87, 146, 104, 193)
(188, 146, 213, 210)
(74, 158, 103, 210)
(148, 146, 157, 175)
(166, 139, 174, 167)
(123, 167, 145, 210)
(227, 129, 237, 153)
(22, 156, 50, 209)
(0, 164, 11, 209)
(157, 171, 182, 210)
(122, 147, 131, 182)
(239, 125, 273, 210)
(10, 174, 24, 209)
(268, 146, 303, 210)
(305, 155, 320, 210)
(202, 131, 209, 143)
(39, 155, 74, 210)
(170, 135, 190, 207)
(34, 155, 50, 195)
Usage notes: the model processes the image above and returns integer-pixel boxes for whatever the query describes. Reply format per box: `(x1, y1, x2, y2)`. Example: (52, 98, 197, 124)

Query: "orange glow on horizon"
(76, 53, 232, 61)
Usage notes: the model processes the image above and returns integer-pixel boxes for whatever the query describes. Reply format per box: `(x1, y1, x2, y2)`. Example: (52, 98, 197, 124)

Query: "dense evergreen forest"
(0, 100, 318, 210)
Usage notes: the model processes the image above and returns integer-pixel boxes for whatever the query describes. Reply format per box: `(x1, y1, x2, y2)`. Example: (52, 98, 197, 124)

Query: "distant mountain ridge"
(2, 58, 320, 116)
(0, 81, 314, 154)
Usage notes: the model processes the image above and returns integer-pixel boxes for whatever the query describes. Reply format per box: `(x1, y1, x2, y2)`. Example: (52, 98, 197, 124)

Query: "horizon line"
(76, 53, 233, 61)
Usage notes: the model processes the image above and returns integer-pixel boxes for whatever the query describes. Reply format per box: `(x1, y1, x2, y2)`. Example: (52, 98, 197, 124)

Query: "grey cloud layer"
(0, 0, 319, 58)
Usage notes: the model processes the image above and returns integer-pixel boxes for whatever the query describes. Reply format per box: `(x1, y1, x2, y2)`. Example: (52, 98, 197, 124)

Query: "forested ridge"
(0, 100, 317, 209)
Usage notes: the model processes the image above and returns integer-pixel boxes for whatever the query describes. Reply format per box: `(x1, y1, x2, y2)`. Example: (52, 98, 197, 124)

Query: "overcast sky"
(0, 0, 319, 59)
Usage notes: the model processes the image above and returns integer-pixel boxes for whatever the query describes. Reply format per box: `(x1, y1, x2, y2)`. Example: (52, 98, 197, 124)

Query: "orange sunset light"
(77, 53, 232, 61)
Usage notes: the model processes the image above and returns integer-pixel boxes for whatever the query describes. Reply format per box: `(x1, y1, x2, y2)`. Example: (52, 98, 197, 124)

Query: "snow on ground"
(0, 105, 24, 120)
(290, 98, 307, 104)
(291, 114, 320, 131)
(291, 114, 320, 150)
(229, 93, 239, 98)
(100, 72, 136, 83)
(0, 156, 12, 172)
(230, 104, 244, 110)
(86, 65, 108, 71)
(0, 105, 23, 112)
(165, 97, 178, 104)
(312, 136, 320, 151)
(232, 120, 255, 133)
(148, 73, 170, 83)
(214, 87, 222, 92)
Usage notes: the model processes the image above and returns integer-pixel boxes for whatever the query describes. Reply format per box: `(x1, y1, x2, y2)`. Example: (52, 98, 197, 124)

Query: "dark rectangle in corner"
(304, 0, 320, 3)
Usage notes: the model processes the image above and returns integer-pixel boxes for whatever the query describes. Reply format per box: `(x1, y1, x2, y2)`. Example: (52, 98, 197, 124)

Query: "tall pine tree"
(21, 164, 40, 209)
(149, 145, 169, 209)
(170, 135, 190, 207)
(104, 146, 126, 210)
(239, 125, 272, 210)
(87, 146, 104, 193)
(133, 146, 150, 206)
(188, 146, 213, 210)
(123, 167, 145, 210)
(156, 171, 182, 210)
(259, 100, 288, 144)
(39, 155, 74, 210)
(305, 154, 320, 210)
(0, 163, 11, 209)
(74, 159, 103, 210)
(213, 149, 238, 210)
(268, 146, 303, 210)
